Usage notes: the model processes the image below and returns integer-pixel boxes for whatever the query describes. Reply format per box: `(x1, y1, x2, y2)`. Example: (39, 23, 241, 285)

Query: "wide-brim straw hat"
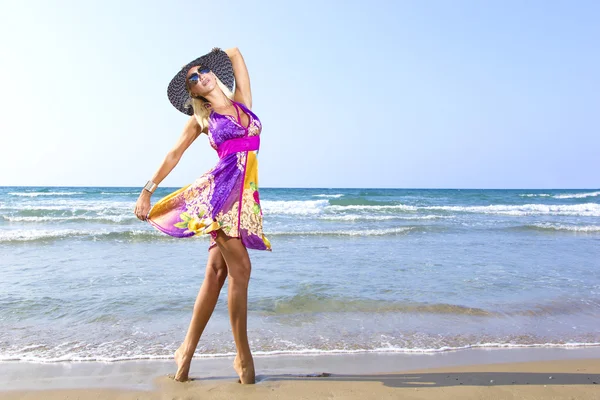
(167, 47, 234, 116)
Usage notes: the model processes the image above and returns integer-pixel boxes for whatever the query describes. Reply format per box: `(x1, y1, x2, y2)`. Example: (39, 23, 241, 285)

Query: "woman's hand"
(134, 191, 152, 221)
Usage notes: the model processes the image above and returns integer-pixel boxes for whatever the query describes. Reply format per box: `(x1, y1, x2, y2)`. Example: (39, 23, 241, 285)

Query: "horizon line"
(1, 185, 599, 191)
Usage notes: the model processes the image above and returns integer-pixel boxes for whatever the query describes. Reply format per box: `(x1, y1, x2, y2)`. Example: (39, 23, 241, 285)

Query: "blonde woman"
(134, 47, 271, 383)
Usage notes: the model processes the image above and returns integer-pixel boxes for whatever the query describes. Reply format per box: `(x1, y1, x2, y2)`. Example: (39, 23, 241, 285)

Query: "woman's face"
(186, 65, 215, 98)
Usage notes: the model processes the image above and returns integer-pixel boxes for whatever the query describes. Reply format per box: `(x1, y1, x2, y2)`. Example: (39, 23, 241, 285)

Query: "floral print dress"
(147, 100, 271, 251)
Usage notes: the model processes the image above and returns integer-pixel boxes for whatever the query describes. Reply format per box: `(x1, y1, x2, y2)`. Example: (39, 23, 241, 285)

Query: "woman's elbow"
(166, 150, 181, 165)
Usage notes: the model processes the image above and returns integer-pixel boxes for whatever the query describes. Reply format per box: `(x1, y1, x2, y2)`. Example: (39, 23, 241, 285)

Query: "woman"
(134, 47, 271, 384)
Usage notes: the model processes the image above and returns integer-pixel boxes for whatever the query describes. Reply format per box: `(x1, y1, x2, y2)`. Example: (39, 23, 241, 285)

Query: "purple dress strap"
(233, 101, 242, 125)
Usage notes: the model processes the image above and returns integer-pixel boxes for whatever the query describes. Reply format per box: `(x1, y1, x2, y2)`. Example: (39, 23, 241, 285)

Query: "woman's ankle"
(176, 343, 195, 360)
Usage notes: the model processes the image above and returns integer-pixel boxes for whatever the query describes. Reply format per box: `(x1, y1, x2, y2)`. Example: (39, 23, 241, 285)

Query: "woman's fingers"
(134, 206, 145, 221)
(142, 206, 150, 221)
(134, 198, 151, 221)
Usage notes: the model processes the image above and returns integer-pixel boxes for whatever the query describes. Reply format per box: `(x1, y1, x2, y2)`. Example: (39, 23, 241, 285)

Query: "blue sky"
(1, 0, 598, 189)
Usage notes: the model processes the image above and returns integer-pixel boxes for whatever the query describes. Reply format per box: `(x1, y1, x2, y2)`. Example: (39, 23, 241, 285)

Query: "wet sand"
(1, 348, 599, 399)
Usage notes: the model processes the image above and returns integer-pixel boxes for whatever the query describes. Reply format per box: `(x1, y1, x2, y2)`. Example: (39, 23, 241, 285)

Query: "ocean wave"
(0, 229, 170, 242)
(2, 199, 417, 217)
(327, 204, 418, 212)
(254, 296, 492, 315)
(2, 215, 136, 223)
(423, 203, 600, 217)
(0, 201, 133, 212)
(8, 191, 85, 197)
(262, 200, 419, 215)
(261, 200, 329, 215)
(519, 193, 551, 197)
(313, 194, 344, 198)
(522, 223, 600, 233)
(6, 202, 598, 222)
(0, 226, 415, 242)
(1, 342, 599, 363)
(254, 296, 600, 316)
(554, 191, 600, 199)
(320, 215, 450, 221)
(0, 229, 97, 242)
(322, 202, 600, 217)
(269, 227, 415, 236)
(3, 196, 599, 221)
(327, 198, 402, 207)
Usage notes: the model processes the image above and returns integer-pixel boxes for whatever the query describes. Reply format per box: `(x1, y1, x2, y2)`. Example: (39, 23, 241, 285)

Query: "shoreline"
(2, 347, 600, 393)
(4, 341, 600, 363)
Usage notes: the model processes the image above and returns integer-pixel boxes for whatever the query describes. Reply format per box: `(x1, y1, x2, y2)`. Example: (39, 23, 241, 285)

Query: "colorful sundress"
(147, 100, 271, 251)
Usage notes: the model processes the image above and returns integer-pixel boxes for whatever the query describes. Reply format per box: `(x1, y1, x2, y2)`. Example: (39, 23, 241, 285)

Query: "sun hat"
(167, 47, 235, 116)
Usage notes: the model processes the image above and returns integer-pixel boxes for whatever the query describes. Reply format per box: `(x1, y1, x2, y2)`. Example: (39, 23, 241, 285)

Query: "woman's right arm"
(134, 116, 203, 221)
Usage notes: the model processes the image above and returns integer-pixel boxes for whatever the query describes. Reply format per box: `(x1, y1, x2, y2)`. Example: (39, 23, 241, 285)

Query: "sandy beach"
(1, 348, 599, 399)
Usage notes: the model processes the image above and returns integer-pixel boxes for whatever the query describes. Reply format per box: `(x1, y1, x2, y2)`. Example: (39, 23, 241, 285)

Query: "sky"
(0, 0, 598, 189)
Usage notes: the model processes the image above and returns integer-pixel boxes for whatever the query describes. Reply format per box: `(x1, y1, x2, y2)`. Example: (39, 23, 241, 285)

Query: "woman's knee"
(215, 266, 228, 287)
(213, 230, 252, 283)
(228, 258, 251, 284)
(204, 263, 226, 287)
(206, 248, 228, 287)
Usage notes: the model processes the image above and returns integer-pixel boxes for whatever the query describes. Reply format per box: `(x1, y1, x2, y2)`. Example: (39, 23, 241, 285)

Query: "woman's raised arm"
(225, 47, 253, 109)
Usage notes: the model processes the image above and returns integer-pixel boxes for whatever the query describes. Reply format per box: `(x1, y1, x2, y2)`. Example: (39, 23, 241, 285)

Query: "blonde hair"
(188, 73, 235, 132)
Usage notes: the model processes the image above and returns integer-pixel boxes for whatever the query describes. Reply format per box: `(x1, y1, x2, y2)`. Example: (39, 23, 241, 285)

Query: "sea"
(1, 186, 599, 363)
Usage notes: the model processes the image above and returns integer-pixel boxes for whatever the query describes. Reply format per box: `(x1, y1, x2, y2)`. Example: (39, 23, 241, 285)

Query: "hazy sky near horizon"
(1, 0, 598, 189)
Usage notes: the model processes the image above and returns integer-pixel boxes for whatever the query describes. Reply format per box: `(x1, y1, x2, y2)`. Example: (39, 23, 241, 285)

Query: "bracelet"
(143, 180, 157, 194)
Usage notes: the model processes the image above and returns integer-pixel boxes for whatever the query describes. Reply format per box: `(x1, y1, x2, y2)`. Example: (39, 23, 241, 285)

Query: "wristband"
(143, 180, 157, 194)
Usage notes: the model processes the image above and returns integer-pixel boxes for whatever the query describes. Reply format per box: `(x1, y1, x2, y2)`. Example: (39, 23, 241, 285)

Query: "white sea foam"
(0, 229, 166, 242)
(0, 226, 412, 242)
(261, 200, 329, 215)
(423, 203, 600, 217)
(529, 223, 600, 232)
(313, 194, 344, 198)
(8, 192, 85, 197)
(327, 204, 419, 212)
(554, 191, 600, 199)
(3, 215, 133, 223)
(269, 227, 413, 236)
(127, 230, 166, 236)
(0, 229, 99, 242)
(261, 200, 600, 217)
(519, 193, 551, 197)
(320, 215, 449, 221)
(1, 342, 599, 363)
(0, 200, 132, 212)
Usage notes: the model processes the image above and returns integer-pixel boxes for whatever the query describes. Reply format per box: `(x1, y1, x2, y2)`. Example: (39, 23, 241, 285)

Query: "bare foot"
(174, 346, 192, 382)
(234, 354, 256, 384)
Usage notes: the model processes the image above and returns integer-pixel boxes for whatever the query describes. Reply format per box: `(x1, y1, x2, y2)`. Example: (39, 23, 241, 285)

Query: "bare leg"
(213, 229, 255, 384)
(174, 245, 228, 381)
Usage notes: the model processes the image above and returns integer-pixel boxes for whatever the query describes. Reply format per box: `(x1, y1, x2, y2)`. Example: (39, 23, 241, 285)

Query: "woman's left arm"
(224, 47, 252, 109)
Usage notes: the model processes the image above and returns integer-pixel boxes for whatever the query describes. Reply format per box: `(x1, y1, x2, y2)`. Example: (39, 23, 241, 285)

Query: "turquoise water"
(1, 187, 599, 361)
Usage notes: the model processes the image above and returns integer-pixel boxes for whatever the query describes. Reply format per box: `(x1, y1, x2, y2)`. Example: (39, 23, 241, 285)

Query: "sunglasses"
(187, 66, 211, 86)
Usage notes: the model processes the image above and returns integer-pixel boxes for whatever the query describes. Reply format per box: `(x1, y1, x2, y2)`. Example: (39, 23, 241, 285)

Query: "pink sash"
(217, 136, 260, 159)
